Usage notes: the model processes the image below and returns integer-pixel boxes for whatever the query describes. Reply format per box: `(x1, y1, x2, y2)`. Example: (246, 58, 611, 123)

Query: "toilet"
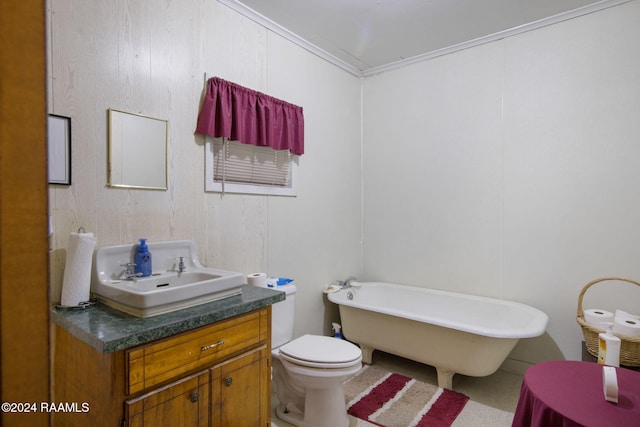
(271, 284, 362, 427)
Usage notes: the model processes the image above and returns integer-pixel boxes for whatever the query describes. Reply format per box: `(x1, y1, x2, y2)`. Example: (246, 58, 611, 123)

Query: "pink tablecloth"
(512, 361, 640, 427)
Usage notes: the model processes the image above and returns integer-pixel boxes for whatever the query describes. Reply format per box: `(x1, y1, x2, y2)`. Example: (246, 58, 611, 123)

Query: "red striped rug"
(344, 365, 469, 427)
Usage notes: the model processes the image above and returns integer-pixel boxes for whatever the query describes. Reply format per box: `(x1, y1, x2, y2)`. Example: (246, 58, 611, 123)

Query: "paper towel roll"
(584, 309, 614, 328)
(60, 232, 97, 306)
(247, 272, 267, 288)
(613, 317, 640, 338)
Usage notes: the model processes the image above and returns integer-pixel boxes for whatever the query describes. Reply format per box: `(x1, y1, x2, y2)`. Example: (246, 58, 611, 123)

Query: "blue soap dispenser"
(134, 238, 152, 277)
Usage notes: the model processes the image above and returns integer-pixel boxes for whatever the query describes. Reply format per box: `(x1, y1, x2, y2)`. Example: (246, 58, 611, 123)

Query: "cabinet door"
(125, 370, 209, 427)
(211, 347, 270, 427)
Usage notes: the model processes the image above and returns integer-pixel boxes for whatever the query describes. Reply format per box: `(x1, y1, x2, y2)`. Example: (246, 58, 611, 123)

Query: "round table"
(512, 360, 640, 427)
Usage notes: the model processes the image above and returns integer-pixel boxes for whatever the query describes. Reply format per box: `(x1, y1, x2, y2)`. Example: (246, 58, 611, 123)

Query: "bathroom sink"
(129, 271, 223, 290)
(91, 240, 244, 317)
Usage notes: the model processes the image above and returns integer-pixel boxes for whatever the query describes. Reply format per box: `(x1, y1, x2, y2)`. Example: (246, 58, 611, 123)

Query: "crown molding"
(218, 0, 632, 78)
(217, 0, 363, 76)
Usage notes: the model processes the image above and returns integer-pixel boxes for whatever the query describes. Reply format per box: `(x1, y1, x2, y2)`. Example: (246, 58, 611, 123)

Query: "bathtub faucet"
(339, 276, 357, 289)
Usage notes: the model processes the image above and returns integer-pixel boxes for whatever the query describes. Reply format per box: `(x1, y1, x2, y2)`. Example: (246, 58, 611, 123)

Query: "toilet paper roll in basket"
(613, 317, 640, 338)
(584, 309, 614, 328)
(60, 231, 97, 307)
(247, 272, 268, 288)
(615, 309, 640, 322)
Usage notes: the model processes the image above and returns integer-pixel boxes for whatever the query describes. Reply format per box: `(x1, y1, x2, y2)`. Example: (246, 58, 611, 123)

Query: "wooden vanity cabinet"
(53, 307, 272, 427)
(124, 369, 210, 426)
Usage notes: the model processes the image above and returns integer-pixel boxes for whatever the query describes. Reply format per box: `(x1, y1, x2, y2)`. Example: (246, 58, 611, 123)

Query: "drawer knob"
(224, 377, 233, 387)
(200, 340, 224, 351)
(190, 391, 199, 402)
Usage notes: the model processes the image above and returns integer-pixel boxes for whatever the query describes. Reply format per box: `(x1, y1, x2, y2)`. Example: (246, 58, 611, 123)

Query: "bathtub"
(327, 282, 548, 389)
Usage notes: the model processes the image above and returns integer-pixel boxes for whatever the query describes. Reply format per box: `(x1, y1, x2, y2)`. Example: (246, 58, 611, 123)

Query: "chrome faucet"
(121, 263, 142, 280)
(339, 276, 357, 289)
(177, 257, 186, 273)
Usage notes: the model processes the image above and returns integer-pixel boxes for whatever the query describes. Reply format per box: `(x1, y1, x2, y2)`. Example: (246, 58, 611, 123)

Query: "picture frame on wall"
(48, 114, 71, 185)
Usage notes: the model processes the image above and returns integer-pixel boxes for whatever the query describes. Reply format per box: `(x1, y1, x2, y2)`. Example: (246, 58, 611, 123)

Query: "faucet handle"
(340, 276, 358, 288)
(176, 257, 186, 272)
(120, 262, 136, 272)
(120, 263, 141, 280)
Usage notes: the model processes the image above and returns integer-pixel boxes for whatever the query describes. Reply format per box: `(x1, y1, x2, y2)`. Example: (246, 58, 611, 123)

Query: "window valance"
(195, 77, 304, 155)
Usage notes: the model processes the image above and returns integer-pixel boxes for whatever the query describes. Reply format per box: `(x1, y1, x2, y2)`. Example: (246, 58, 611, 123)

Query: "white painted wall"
(48, 0, 640, 364)
(47, 0, 362, 338)
(363, 1, 640, 361)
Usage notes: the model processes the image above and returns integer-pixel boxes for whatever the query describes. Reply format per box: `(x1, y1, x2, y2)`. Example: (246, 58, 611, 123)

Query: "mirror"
(107, 109, 168, 190)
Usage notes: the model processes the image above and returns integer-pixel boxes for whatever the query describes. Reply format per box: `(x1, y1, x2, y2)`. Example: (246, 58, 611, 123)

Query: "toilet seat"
(279, 334, 362, 369)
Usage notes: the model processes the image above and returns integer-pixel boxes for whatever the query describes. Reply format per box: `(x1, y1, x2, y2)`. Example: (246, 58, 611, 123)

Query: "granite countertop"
(50, 285, 285, 354)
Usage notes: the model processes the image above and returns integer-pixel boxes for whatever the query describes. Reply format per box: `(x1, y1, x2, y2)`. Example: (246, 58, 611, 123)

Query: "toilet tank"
(271, 284, 296, 348)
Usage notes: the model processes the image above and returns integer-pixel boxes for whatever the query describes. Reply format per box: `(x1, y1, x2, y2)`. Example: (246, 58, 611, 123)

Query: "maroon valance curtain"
(195, 77, 304, 155)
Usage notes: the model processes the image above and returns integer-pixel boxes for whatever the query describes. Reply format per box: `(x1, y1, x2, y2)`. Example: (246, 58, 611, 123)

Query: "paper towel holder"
(54, 300, 96, 310)
(55, 226, 96, 310)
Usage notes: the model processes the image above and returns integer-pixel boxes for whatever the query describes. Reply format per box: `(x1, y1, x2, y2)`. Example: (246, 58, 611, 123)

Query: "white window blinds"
(212, 138, 291, 187)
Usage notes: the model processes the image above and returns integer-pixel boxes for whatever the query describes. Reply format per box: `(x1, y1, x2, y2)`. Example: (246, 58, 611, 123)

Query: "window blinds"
(212, 138, 291, 187)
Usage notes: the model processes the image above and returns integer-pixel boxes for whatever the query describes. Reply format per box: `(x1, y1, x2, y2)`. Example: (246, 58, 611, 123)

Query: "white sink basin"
(127, 271, 225, 290)
(91, 240, 244, 317)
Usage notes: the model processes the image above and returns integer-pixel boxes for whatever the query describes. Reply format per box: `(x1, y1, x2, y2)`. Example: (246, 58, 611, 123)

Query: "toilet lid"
(279, 334, 362, 367)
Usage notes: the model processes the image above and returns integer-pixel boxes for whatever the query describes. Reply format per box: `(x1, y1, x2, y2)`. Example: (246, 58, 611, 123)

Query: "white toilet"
(271, 284, 362, 427)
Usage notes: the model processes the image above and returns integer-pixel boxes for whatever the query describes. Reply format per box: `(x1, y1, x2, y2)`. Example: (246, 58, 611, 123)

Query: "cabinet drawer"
(126, 310, 267, 395)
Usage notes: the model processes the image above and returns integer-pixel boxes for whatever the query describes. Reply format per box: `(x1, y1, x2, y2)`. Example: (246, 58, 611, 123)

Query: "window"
(205, 138, 298, 196)
(196, 77, 304, 197)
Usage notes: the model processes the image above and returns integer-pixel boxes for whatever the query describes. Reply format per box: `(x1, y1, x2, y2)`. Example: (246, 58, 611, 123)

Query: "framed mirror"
(107, 109, 168, 190)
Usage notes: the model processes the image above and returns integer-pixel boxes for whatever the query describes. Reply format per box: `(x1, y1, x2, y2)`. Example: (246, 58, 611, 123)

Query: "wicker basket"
(576, 277, 640, 367)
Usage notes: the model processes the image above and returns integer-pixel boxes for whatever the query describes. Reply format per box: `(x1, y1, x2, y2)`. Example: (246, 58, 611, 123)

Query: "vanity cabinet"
(53, 307, 271, 427)
(210, 347, 266, 426)
(125, 370, 210, 426)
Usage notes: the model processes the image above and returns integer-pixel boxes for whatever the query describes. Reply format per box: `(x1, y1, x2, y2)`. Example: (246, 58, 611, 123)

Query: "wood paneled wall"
(46, 0, 364, 339)
(47, 0, 270, 302)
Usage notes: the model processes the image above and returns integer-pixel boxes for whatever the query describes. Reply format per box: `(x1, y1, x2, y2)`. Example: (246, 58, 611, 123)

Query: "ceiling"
(218, 0, 628, 76)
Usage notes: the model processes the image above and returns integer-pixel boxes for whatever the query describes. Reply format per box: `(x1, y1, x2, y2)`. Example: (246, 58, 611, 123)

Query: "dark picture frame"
(47, 114, 71, 185)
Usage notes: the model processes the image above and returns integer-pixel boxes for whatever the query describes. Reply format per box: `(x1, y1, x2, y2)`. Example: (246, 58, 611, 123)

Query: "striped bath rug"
(344, 365, 469, 427)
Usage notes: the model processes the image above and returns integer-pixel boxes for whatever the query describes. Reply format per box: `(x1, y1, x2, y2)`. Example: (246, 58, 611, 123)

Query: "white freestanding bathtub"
(327, 282, 548, 389)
